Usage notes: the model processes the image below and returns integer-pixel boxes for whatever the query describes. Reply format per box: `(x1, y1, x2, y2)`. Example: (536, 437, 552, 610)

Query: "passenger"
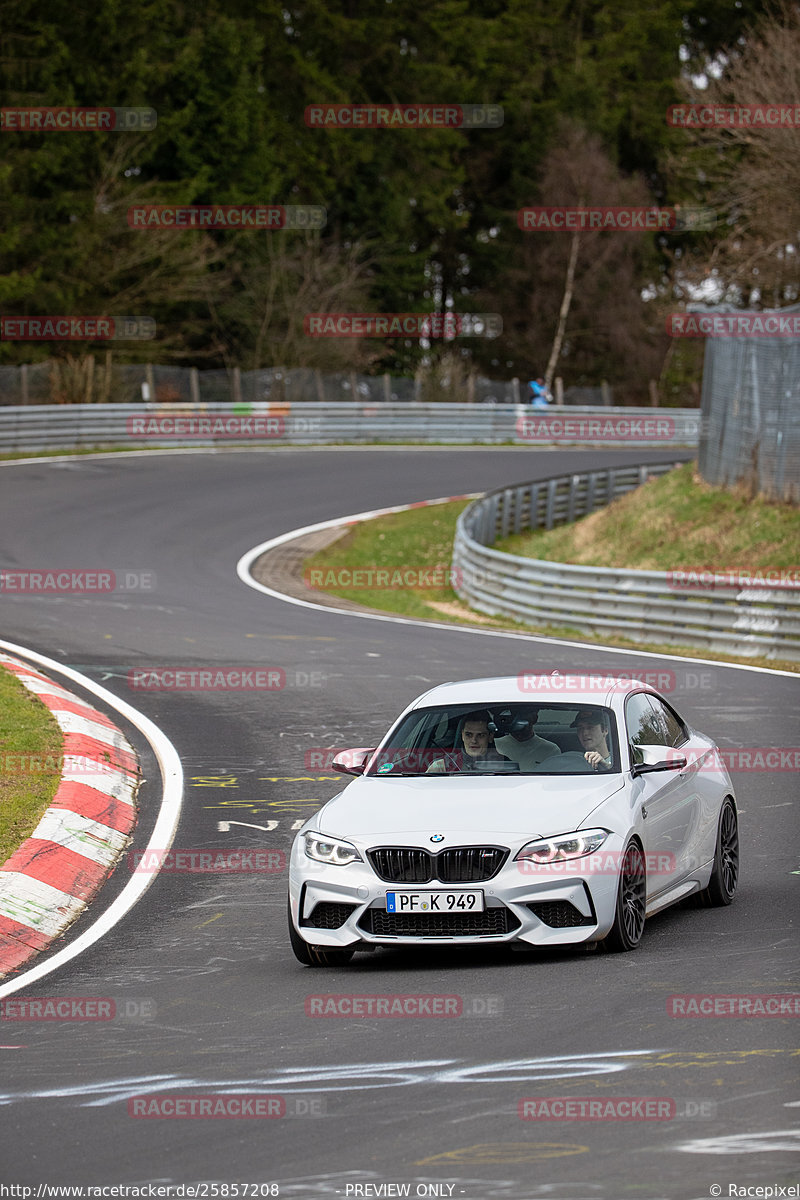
(492, 708, 561, 770)
(573, 709, 613, 770)
(427, 710, 514, 773)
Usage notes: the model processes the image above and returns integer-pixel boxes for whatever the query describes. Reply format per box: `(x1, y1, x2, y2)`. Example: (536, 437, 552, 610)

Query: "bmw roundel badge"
(430, 834, 445, 843)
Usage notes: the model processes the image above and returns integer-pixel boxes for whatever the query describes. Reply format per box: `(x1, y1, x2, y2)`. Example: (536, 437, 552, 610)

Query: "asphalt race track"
(1, 446, 798, 1200)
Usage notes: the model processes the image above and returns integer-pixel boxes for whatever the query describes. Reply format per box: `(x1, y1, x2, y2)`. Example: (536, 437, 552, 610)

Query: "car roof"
(407, 674, 659, 711)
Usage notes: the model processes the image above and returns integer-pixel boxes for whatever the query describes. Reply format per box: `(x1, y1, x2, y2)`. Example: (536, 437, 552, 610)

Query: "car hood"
(315, 774, 625, 845)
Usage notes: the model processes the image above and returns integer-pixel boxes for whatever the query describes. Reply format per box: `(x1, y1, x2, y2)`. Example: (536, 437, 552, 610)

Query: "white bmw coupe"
(288, 675, 739, 965)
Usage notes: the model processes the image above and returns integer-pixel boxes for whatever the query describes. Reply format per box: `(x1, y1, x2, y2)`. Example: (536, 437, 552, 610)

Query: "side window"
(649, 697, 687, 747)
(625, 692, 666, 762)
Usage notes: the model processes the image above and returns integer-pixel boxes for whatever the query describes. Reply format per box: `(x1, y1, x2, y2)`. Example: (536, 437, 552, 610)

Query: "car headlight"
(515, 828, 608, 863)
(303, 832, 362, 866)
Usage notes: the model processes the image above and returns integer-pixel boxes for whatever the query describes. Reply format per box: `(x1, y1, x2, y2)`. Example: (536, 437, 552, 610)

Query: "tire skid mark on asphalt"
(2, 1048, 796, 1109)
(675, 1128, 800, 1153)
(0, 1050, 663, 1106)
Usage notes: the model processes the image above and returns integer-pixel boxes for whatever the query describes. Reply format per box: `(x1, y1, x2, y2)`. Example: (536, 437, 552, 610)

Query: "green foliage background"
(0, 0, 771, 397)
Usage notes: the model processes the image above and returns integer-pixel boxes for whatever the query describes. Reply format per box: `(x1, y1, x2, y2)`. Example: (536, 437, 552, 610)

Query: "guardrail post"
(529, 484, 539, 531)
(189, 368, 200, 406)
(567, 474, 580, 523)
(486, 495, 500, 545)
(500, 489, 512, 539)
(476, 500, 488, 545)
(513, 486, 525, 534)
(545, 478, 558, 529)
(586, 472, 597, 514)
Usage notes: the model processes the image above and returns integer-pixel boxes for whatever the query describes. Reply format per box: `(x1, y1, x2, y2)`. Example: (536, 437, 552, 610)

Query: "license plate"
(386, 890, 485, 913)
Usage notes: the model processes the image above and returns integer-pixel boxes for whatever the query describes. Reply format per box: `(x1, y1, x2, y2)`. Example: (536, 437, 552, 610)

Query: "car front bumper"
(288, 834, 625, 948)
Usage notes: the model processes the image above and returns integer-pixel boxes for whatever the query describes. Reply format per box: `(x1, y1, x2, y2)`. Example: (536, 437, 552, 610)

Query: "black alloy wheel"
(599, 841, 647, 952)
(697, 799, 739, 907)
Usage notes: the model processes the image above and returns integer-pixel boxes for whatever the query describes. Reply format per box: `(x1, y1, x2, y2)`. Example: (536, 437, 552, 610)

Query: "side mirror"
(631, 744, 687, 776)
(331, 748, 376, 776)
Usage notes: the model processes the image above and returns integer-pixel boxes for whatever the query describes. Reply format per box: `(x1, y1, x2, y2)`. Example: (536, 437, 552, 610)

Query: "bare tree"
(496, 120, 666, 401)
(668, 2, 800, 306)
(217, 233, 375, 371)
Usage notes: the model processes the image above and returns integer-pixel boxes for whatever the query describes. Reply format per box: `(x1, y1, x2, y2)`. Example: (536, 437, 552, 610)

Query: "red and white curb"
(0, 651, 140, 978)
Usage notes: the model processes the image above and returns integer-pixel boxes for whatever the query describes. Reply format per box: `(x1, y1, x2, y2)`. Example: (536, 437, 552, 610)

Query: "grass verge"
(0, 666, 63, 864)
(495, 462, 800, 571)
(303, 489, 800, 674)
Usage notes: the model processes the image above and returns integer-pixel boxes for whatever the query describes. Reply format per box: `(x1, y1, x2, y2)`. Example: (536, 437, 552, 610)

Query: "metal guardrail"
(0, 402, 700, 452)
(453, 464, 800, 661)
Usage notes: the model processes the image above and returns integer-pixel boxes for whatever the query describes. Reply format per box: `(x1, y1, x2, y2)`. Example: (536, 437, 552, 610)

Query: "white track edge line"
(0, 445, 695, 467)
(0, 640, 184, 999)
(235, 502, 798, 680)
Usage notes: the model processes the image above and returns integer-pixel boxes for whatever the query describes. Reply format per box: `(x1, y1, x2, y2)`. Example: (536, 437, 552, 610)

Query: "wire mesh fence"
(0, 362, 660, 409)
(697, 304, 800, 503)
(0, 362, 520, 407)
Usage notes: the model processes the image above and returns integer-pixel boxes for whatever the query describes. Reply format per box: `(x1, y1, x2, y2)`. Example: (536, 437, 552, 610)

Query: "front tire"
(697, 799, 739, 907)
(599, 841, 646, 952)
(288, 901, 356, 967)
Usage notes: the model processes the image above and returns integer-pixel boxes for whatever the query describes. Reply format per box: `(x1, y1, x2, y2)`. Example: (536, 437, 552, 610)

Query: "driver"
(426, 710, 514, 773)
(573, 709, 613, 770)
(492, 708, 561, 770)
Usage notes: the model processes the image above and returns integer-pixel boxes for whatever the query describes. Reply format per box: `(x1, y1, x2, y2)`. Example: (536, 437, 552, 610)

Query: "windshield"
(365, 702, 620, 776)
